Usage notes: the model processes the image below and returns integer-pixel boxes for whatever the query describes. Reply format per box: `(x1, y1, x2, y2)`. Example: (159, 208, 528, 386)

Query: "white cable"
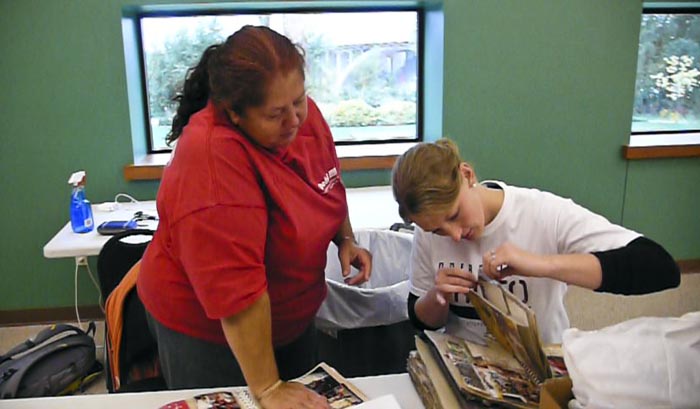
(74, 258, 83, 329)
(84, 260, 105, 314)
(74, 257, 105, 331)
(114, 193, 139, 204)
(82, 260, 106, 351)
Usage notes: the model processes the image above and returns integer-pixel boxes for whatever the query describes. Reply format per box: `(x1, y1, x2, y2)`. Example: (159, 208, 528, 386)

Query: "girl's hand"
(433, 267, 477, 305)
(482, 241, 545, 280)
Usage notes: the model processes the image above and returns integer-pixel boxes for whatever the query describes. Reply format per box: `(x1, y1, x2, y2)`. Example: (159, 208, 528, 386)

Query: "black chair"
(96, 229, 165, 392)
(97, 229, 154, 300)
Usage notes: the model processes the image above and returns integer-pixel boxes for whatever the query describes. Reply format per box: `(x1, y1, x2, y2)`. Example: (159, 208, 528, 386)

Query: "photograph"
(299, 367, 364, 408)
(193, 392, 241, 409)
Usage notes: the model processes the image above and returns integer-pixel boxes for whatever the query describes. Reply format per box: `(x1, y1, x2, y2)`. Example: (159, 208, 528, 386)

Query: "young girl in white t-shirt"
(391, 139, 680, 343)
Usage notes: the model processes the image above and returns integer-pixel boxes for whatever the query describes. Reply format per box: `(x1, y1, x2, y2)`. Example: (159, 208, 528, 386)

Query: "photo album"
(408, 279, 567, 409)
(159, 362, 369, 409)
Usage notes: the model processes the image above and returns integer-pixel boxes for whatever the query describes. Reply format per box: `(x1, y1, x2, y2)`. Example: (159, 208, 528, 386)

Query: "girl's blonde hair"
(391, 138, 466, 222)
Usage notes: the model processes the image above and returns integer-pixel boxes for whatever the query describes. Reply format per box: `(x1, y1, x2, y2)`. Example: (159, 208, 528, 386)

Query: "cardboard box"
(539, 377, 573, 409)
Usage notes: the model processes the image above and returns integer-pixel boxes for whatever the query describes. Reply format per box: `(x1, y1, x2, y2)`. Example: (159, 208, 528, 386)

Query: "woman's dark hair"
(167, 25, 305, 145)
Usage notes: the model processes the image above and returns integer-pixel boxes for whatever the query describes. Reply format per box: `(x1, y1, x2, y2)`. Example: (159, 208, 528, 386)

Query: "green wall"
(1, 0, 698, 313)
(443, 1, 640, 220)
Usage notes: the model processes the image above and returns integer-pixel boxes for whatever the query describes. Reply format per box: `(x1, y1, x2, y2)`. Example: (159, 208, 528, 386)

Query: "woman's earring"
(227, 109, 240, 127)
(471, 182, 477, 188)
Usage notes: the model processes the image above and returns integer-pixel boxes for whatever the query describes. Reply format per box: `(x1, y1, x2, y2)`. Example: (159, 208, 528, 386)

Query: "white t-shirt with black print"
(408, 181, 641, 344)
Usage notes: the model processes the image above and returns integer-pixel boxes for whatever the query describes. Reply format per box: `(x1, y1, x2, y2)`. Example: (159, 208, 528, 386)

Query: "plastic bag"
(563, 311, 700, 409)
(316, 229, 414, 330)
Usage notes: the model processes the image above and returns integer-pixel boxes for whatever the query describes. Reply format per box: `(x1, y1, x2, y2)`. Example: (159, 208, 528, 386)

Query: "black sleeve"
(593, 236, 680, 295)
(407, 292, 444, 331)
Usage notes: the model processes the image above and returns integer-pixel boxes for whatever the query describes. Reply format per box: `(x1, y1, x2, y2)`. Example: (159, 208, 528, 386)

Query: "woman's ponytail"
(166, 44, 220, 145)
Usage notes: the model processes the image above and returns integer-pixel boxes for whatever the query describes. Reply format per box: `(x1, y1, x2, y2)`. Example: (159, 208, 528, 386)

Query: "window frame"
(626, 5, 700, 159)
(134, 6, 425, 155)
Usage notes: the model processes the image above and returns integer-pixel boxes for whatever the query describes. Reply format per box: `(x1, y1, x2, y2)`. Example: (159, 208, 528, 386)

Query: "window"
(630, 10, 700, 147)
(139, 10, 421, 152)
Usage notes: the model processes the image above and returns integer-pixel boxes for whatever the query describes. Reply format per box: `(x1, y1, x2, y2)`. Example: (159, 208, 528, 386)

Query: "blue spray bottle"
(68, 170, 95, 233)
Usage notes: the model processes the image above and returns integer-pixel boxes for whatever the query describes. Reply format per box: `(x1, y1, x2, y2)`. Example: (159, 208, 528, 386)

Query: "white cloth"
(408, 181, 641, 343)
(563, 312, 700, 409)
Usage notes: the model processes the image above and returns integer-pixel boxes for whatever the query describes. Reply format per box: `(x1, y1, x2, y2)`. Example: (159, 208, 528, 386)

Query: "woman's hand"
(337, 238, 372, 286)
(482, 241, 545, 281)
(434, 267, 478, 305)
(258, 381, 330, 409)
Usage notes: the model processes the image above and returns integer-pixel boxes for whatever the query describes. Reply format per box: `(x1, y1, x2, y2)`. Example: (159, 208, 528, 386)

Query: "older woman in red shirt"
(138, 26, 371, 409)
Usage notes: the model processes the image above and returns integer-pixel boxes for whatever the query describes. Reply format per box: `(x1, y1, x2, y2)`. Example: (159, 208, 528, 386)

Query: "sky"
(141, 11, 417, 52)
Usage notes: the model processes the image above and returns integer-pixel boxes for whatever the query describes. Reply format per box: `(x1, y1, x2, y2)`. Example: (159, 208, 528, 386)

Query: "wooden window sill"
(124, 143, 414, 181)
(123, 154, 168, 181)
(622, 144, 700, 160)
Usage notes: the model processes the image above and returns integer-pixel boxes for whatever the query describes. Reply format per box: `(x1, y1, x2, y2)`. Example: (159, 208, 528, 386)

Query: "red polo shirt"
(138, 97, 347, 346)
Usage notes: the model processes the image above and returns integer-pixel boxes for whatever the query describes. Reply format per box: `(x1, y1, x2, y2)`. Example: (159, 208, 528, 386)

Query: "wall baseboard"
(0, 305, 104, 326)
(678, 259, 700, 275)
(1, 259, 698, 327)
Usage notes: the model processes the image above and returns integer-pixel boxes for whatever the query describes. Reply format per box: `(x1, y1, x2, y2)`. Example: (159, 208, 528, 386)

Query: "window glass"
(140, 11, 419, 151)
(632, 12, 700, 136)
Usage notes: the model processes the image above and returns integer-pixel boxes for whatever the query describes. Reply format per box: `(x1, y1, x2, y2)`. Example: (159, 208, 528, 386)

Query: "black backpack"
(0, 322, 102, 398)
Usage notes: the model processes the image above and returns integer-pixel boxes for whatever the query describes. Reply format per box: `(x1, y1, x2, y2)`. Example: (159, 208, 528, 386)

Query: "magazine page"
(423, 330, 540, 409)
(158, 391, 253, 409)
(501, 285, 551, 380)
(158, 362, 369, 409)
(291, 362, 368, 408)
(468, 279, 550, 382)
(542, 343, 568, 378)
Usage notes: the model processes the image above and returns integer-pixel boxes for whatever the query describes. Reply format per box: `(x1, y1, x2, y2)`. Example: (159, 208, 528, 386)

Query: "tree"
(633, 14, 700, 120)
(145, 18, 226, 120)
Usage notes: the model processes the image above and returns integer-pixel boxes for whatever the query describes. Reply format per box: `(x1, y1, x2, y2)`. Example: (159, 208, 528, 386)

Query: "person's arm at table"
(221, 292, 329, 409)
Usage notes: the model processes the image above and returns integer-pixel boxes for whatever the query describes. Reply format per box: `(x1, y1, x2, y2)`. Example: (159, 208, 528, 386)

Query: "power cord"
(74, 256, 105, 330)
(114, 193, 139, 205)
(94, 193, 140, 212)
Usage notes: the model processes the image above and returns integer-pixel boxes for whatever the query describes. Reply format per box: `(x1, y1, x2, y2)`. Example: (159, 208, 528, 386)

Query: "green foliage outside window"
(141, 12, 419, 149)
(632, 13, 700, 132)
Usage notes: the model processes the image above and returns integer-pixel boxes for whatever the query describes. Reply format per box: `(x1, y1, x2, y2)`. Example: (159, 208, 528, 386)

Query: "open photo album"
(159, 362, 368, 409)
(408, 279, 565, 409)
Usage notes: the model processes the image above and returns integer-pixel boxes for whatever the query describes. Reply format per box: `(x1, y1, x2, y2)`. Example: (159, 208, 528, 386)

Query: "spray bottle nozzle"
(68, 170, 86, 187)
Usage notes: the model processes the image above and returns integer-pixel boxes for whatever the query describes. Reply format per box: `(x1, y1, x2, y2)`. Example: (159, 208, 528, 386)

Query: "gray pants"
(146, 311, 318, 390)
